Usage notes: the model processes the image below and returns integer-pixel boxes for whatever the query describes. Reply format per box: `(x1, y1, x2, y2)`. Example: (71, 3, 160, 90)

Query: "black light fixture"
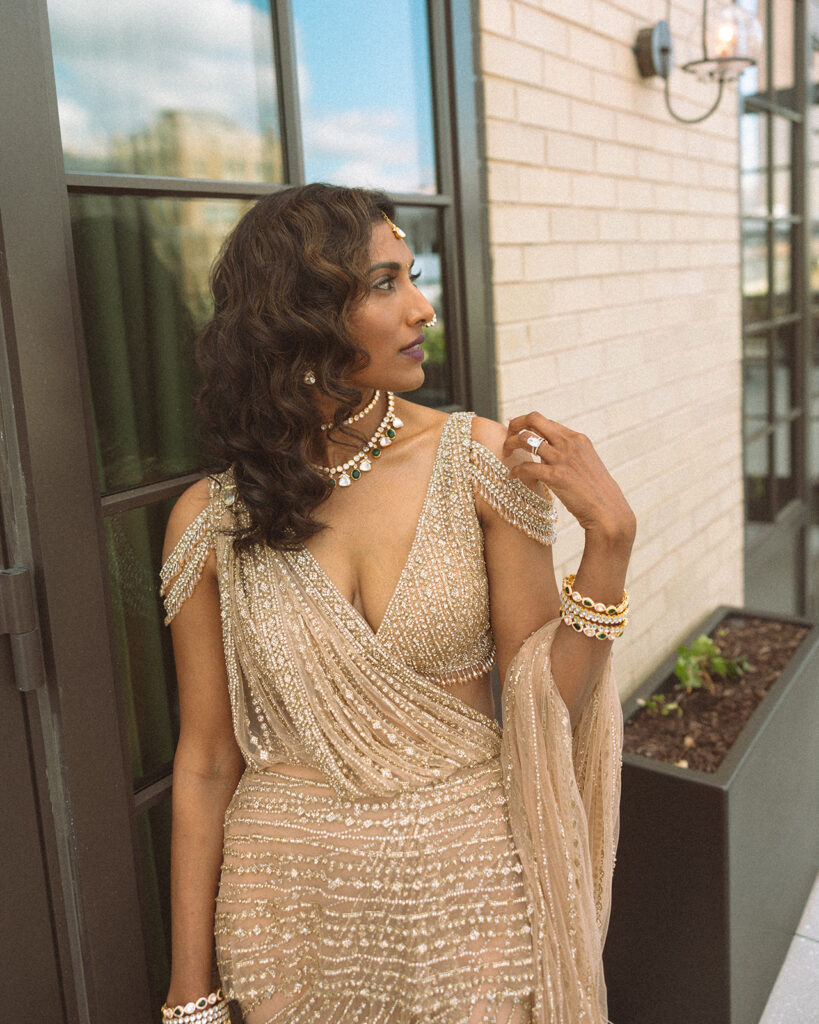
(634, 1, 763, 124)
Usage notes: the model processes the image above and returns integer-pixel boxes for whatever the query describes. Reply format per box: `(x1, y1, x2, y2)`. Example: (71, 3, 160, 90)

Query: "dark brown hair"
(196, 183, 394, 549)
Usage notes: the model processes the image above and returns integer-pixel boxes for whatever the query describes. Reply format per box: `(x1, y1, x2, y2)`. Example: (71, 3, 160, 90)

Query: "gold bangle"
(562, 573, 628, 616)
(161, 988, 225, 1020)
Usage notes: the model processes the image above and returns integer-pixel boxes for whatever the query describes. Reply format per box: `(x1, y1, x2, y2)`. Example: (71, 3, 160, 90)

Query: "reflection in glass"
(772, 116, 792, 216)
(293, 0, 436, 193)
(743, 340, 768, 424)
(105, 498, 179, 789)
(739, 111, 766, 217)
(744, 429, 769, 520)
(136, 798, 173, 1007)
(771, 0, 794, 95)
(741, 219, 768, 322)
(395, 206, 451, 407)
(773, 221, 793, 315)
(48, 0, 283, 181)
(774, 329, 795, 417)
(70, 194, 251, 492)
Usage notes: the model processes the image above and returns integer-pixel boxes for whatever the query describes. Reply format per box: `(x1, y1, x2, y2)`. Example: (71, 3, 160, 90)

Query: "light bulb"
(702, 2, 763, 80)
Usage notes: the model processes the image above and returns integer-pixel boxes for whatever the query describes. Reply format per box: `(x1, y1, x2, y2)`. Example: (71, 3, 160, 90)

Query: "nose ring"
(425, 314, 437, 328)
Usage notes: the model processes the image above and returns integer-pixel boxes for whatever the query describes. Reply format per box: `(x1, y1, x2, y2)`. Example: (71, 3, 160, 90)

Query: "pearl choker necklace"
(320, 390, 380, 432)
(313, 392, 403, 487)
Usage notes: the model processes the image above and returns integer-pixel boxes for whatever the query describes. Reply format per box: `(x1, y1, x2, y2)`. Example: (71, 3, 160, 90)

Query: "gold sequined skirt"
(215, 758, 535, 1024)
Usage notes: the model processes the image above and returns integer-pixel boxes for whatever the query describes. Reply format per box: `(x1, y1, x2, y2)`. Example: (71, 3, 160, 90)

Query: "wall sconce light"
(634, 2, 763, 124)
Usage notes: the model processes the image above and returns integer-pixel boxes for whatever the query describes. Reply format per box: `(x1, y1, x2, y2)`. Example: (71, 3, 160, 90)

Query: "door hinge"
(0, 567, 46, 691)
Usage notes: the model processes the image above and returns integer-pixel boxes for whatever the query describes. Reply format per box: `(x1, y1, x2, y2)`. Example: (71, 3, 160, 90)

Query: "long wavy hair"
(196, 183, 395, 550)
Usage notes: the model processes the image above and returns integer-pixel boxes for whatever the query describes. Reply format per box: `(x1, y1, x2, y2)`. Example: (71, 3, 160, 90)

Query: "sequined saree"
(161, 412, 622, 1024)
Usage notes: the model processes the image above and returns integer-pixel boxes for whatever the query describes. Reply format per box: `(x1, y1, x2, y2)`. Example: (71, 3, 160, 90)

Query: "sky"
(48, 0, 436, 193)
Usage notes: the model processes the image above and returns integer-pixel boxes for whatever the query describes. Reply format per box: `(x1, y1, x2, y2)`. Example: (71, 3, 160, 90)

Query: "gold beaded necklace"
(313, 391, 403, 487)
(320, 389, 380, 432)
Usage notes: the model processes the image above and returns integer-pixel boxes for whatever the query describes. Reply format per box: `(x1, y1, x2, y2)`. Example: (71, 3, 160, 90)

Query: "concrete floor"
(758, 871, 819, 1023)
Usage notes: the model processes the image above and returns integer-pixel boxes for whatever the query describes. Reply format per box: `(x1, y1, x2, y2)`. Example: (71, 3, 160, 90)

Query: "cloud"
(49, 0, 278, 154)
(303, 110, 434, 193)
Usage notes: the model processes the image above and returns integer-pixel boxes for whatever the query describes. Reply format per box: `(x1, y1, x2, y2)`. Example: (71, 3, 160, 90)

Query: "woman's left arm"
(478, 413, 635, 728)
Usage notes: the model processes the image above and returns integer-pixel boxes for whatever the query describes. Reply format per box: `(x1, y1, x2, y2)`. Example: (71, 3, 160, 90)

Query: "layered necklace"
(314, 391, 403, 487)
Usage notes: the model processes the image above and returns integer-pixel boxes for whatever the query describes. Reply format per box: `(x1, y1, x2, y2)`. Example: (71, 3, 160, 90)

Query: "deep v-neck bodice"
(296, 414, 454, 640)
(273, 411, 496, 686)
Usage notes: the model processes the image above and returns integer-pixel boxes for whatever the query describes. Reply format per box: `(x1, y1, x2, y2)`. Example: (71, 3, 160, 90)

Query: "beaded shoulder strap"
(159, 472, 236, 625)
(468, 438, 557, 546)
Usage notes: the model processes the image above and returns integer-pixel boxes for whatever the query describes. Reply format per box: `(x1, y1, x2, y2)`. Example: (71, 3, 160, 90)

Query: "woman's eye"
(373, 276, 396, 291)
(410, 270, 422, 283)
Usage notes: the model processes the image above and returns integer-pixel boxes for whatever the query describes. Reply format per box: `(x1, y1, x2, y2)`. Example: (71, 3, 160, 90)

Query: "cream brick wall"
(478, 0, 745, 695)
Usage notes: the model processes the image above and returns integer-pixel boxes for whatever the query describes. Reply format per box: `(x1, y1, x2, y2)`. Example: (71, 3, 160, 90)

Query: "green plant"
(674, 633, 748, 695)
(636, 693, 682, 717)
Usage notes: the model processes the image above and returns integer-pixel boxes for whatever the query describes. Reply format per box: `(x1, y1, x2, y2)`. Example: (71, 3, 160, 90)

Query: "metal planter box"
(603, 606, 819, 1024)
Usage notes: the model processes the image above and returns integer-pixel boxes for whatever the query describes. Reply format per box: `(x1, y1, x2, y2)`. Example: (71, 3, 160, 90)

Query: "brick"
(523, 243, 579, 281)
(486, 161, 520, 202)
(485, 119, 545, 164)
(519, 165, 572, 205)
(493, 280, 555, 321)
(481, 34, 543, 86)
(547, 131, 595, 171)
(495, 322, 529, 361)
(483, 77, 516, 120)
(572, 173, 618, 208)
(550, 208, 600, 242)
(567, 24, 615, 69)
(489, 203, 551, 244)
(542, 52, 594, 100)
(515, 7, 570, 55)
(596, 140, 637, 177)
(479, 0, 513, 36)
(516, 85, 570, 130)
(570, 98, 617, 140)
(490, 244, 524, 283)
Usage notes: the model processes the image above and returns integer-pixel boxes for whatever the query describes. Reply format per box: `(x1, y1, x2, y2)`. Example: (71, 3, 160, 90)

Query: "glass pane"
(742, 219, 769, 321)
(739, 0, 766, 94)
(105, 498, 179, 789)
(70, 194, 252, 492)
(743, 335, 769, 423)
(772, 0, 795, 97)
(293, 0, 436, 193)
(774, 328, 796, 417)
(740, 111, 767, 217)
(772, 116, 792, 216)
(395, 206, 451, 407)
(136, 797, 173, 1007)
(773, 221, 793, 314)
(744, 430, 770, 520)
(48, 0, 283, 181)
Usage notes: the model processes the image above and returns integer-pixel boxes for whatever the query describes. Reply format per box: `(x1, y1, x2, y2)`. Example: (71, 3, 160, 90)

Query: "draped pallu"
(161, 412, 622, 1024)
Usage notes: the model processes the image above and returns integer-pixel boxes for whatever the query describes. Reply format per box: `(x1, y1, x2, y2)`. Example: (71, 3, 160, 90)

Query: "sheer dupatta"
(501, 620, 621, 1024)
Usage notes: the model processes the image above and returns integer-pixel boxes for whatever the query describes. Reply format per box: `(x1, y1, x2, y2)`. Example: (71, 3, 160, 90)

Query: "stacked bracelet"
(560, 573, 629, 640)
(161, 988, 229, 1023)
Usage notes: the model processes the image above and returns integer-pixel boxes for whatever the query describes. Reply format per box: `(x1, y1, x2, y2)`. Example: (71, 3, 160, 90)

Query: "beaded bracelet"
(161, 988, 228, 1022)
(560, 573, 629, 640)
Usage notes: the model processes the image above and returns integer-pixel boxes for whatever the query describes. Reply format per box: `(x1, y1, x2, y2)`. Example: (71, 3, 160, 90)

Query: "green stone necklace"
(313, 391, 403, 488)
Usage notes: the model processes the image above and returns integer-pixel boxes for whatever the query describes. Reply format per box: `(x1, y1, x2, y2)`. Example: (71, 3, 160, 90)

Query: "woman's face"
(346, 220, 436, 393)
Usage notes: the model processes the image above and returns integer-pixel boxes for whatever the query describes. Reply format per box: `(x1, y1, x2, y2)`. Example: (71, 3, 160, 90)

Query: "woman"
(160, 184, 634, 1024)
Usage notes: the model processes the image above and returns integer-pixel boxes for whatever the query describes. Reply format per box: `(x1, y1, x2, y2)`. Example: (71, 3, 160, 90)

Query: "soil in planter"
(623, 615, 810, 772)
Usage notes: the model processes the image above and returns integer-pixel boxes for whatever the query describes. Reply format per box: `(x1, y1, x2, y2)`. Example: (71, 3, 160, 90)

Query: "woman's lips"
(400, 337, 425, 362)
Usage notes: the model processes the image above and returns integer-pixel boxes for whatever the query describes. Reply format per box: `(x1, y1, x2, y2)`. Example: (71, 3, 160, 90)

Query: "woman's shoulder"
(163, 478, 212, 561)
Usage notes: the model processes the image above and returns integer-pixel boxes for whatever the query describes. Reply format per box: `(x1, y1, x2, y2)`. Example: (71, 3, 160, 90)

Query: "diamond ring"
(525, 433, 545, 455)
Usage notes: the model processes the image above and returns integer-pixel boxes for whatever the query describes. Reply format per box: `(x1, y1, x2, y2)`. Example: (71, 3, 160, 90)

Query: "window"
(40, 0, 490, 1004)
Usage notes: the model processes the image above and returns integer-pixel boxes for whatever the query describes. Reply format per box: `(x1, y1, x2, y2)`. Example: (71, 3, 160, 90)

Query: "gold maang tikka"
(381, 211, 406, 239)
